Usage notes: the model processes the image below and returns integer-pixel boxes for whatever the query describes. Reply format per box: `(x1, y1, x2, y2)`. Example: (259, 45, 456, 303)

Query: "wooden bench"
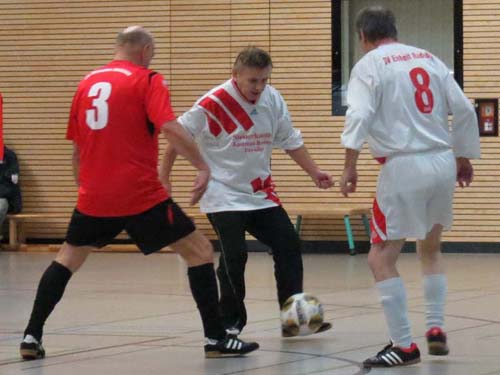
(5, 208, 372, 254)
(285, 204, 372, 255)
(190, 206, 372, 255)
(6, 213, 68, 249)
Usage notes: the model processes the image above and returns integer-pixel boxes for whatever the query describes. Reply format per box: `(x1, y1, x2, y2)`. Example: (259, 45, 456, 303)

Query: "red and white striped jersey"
(342, 42, 481, 160)
(178, 79, 303, 213)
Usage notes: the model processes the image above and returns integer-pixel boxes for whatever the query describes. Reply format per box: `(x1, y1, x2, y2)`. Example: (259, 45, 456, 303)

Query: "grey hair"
(355, 6, 398, 42)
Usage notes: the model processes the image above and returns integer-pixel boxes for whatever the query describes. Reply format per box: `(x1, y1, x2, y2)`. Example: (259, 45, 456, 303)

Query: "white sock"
(376, 277, 412, 348)
(423, 273, 447, 331)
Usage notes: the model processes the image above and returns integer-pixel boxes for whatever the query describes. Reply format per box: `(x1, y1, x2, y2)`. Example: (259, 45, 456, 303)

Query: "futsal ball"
(280, 293, 324, 336)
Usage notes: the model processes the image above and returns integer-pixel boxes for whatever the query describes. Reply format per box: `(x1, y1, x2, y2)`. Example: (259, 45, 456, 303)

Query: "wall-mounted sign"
(475, 98, 498, 137)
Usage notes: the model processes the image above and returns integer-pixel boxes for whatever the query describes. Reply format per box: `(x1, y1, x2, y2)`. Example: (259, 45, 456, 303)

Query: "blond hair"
(233, 47, 273, 72)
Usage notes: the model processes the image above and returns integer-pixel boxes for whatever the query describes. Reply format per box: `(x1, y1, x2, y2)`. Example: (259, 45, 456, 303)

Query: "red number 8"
(409, 67, 434, 114)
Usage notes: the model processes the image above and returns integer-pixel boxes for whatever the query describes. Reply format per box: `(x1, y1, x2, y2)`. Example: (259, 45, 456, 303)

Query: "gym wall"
(0, 0, 497, 245)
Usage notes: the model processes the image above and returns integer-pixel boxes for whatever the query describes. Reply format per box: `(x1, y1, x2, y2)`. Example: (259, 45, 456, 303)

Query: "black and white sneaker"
(363, 342, 420, 368)
(204, 335, 259, 358)
(20, 335, 45, 360)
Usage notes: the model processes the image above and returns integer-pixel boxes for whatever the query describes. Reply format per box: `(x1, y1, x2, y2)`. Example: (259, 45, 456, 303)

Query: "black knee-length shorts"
(65, 199, 195, 254)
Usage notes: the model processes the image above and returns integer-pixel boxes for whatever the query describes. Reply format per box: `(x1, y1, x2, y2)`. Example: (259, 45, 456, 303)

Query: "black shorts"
(65, 199, 196, 255)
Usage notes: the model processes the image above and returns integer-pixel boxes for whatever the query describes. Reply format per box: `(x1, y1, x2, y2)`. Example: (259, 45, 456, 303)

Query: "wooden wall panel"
(0, 0, 170, 239)
(455, 0, 500, 242)
(0, 0, 497, 244)
(268, 0, 374, 241)
(168, 1, 231, 238)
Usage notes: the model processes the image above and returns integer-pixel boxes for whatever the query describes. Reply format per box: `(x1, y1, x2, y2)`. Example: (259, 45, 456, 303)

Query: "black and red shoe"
(426, 327, 449, 355)
(363, 342, 420, 368)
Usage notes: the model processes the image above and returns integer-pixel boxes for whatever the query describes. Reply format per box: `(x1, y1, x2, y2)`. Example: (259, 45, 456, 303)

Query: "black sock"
(24, 261, 72, 341)
(187, 263, 225, 340)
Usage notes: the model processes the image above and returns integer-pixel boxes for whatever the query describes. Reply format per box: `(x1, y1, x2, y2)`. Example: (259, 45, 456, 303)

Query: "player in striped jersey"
(161, 47, 333, 337)
(340, 7, 480, 367)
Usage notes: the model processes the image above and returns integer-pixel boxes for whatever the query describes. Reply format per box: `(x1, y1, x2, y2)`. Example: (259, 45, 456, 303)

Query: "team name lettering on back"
(382, 51, 433, 65)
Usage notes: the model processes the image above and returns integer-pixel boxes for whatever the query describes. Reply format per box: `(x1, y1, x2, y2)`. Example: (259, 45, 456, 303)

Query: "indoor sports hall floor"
(1, 250, 499, 375)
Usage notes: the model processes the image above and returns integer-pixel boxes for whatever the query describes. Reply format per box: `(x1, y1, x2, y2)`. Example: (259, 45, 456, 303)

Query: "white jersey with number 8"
(341, 42, 480, 160)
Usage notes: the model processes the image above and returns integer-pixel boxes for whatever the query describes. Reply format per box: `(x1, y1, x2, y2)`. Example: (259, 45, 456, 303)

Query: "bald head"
(114, 26, 155, 67)
(116, 26, 153, 47)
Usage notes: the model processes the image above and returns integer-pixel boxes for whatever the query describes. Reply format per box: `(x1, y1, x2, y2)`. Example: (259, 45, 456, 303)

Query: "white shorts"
(371, 149, 456, 243)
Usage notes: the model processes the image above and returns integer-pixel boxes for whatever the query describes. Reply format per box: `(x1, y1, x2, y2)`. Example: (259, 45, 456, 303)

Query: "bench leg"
(9, 219, 18, 249)
(362, 214, 371, 239)
(295, 215, 303, 238)
(343, 215, 356, 256)
(18, 223, 27, 245)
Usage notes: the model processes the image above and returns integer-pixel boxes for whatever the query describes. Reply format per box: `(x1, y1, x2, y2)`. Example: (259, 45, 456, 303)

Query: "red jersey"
(67, 60, 175, 217)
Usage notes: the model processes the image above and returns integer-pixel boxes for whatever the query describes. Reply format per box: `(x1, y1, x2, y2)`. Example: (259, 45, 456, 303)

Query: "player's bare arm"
(456, 157, 474, 188)
(285, 146, 334, 189)
(340, 148, 359, 197)
(161, 120, 210, 205)
(71, 144, 80, 186)
(160, 143, 178, 193)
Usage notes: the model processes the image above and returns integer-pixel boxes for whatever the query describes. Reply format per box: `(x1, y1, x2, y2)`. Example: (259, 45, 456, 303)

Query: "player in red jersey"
(20, 26, 258, 360)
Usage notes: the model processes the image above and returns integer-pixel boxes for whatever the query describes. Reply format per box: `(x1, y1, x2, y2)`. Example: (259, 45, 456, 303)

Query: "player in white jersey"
(162, 47, 333, 337)
(340, 7, 480, 368)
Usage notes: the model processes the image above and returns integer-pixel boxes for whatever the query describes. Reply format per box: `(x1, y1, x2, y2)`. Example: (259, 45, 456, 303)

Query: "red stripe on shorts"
(167, 205, 174, 224)
(370, 198, 387, 244)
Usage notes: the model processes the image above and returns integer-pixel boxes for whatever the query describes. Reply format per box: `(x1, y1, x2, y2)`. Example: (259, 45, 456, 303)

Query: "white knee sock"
(376, 277, 412, 348)
(423, 273, 447, 330)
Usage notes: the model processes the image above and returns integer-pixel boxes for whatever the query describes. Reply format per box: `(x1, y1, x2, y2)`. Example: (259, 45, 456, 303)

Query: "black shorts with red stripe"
(65, 199, 195, 254)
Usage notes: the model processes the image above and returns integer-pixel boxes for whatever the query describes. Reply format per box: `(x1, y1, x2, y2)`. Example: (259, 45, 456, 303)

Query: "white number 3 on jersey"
(86, 82, 112, 130)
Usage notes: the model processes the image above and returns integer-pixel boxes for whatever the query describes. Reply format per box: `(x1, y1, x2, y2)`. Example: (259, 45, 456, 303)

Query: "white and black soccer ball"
(280, 293, 324, 336)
